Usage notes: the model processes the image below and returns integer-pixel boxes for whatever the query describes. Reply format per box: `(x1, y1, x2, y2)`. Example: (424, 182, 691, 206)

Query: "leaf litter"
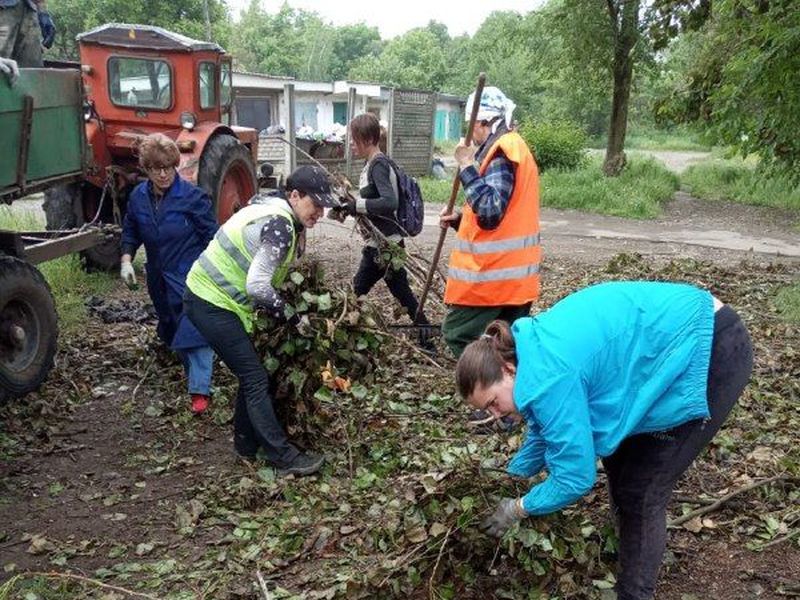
(0, 253, 798, 599)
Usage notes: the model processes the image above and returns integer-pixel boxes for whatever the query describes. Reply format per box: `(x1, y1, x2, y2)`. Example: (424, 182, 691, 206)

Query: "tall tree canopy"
(48, 0, 231, 60)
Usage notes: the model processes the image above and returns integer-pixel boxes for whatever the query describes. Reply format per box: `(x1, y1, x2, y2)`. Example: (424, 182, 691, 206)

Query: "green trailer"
(0, 67, 115, 401)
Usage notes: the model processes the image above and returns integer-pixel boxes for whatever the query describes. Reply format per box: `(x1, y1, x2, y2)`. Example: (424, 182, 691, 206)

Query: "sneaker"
(190, 394, 211, 414)
(276, 451, 325, 476)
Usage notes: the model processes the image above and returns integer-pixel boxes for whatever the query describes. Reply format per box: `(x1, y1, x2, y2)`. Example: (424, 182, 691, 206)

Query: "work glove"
(38, 11, 56, 49)
(481, 498, 527, 538)
(120, 261, 137, 288)
(0, 57, 19, 86)
(343, 197, 358, 217)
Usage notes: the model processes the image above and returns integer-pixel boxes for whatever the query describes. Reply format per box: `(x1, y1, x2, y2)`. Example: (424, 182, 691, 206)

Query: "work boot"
(190, 394, 211, 415)
(276, 451, 325, 476)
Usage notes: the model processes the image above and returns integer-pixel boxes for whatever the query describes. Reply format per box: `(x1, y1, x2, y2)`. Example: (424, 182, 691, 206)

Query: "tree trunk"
(603, 0, 640, 177)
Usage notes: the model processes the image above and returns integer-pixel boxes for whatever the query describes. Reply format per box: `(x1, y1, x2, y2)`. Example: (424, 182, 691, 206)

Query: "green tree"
(48, 0, 231, 60)
(658, 0, 800, 175)
(348, 27, 449, 90)
(329, 23, 382, 81)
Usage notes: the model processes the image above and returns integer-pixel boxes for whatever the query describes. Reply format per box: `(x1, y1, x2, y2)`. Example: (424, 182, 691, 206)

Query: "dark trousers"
(442, 303, 532, 358)
(603, 305, 753, 600)
(353, 244, 429, 324)
(183, 290, 299, 466)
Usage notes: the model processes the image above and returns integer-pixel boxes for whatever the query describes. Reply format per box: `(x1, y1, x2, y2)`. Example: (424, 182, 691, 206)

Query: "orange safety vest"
(444, 131, 541, 306)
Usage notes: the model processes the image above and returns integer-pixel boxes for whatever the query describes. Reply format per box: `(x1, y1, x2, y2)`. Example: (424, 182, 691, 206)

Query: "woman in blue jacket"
(120, 133, 219, 414)
(455, 281, 753, 600)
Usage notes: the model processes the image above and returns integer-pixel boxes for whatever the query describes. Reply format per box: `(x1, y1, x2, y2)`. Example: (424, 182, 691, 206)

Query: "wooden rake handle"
(415, 72, 486, 322)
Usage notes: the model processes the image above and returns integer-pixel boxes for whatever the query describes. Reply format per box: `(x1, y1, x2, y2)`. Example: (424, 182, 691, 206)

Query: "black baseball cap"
(286, 165, 339, 208)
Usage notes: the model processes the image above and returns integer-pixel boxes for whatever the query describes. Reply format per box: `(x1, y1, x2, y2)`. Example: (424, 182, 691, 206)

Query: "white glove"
(0, 58, 19, 86)
(120, 261, 137, 288)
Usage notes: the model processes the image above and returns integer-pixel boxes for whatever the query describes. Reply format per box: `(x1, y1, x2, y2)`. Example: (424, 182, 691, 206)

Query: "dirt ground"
(1, 192, 799, 599)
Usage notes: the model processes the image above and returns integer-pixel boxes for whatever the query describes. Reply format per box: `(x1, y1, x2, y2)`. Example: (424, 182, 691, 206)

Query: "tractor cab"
(75, 24, 258, 222)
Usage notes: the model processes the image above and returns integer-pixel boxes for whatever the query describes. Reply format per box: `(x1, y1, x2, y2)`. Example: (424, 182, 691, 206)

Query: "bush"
(519, 119, 588, 172)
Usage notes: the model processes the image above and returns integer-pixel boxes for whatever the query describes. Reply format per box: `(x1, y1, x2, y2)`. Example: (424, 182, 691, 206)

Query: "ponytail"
(455, 320, 518, 399)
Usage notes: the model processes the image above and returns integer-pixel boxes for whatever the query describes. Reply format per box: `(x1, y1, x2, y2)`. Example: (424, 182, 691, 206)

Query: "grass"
(682, 158, 800, 214)
(418, 176, 463, 205)
(775, 284, 800, 323)
(589, 126, 712, 152)
(541, 156, 680, 219)
(0, 204, 115, 337)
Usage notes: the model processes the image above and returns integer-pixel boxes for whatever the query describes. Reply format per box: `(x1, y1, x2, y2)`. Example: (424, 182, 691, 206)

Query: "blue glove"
(38, 11, 56, 49)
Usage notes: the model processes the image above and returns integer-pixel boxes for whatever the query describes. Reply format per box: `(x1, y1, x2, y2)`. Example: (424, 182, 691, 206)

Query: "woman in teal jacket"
(456, 281, 753, 600)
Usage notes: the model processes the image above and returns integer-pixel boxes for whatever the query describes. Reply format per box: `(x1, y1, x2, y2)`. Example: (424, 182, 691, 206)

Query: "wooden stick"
(668, 474, 790, 527)
(428, 525, 454, 599)
(415, 73, 486, 322)
(256, 569, 273, 600)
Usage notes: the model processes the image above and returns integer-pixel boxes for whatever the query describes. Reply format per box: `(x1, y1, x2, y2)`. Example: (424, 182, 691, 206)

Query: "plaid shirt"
(458, 151, 515, 230)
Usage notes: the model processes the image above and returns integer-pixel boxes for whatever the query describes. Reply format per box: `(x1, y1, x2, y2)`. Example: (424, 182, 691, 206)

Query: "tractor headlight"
(180, 112, 197, 130)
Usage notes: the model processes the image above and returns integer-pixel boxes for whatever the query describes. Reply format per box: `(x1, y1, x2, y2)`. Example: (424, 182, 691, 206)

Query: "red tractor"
(44, 24, 259, 269)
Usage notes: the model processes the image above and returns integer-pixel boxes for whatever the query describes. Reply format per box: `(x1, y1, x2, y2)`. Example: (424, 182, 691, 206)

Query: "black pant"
(353, 244, 429, 324)
(602, 305, 753, 600)
(183, 290, 299, 466)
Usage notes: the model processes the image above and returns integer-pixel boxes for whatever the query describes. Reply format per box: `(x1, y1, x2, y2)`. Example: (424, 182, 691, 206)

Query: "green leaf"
(289, 271, 304, 285)
(350, 383, 368, 400)
(317, 292, 332, 311)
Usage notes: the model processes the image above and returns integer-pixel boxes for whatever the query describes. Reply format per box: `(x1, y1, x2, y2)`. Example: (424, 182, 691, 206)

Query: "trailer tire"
(199, 134, 257, 223)
(0, 256, 58, 402)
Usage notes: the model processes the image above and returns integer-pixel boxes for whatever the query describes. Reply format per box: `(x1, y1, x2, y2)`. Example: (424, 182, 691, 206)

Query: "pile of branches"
(251, 260, 397, 431)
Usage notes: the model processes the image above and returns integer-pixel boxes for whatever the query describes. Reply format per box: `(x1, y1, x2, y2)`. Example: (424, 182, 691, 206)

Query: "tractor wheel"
(43, 183, 80, 230)
(44, 183, 122, 272)
(199, 134, 258, 223)
(0, 256, 58, 402)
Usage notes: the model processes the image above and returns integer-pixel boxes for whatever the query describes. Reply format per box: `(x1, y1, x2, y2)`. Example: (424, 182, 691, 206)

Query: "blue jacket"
(121, 176, 218, 350)
(509, 282, 715, 516)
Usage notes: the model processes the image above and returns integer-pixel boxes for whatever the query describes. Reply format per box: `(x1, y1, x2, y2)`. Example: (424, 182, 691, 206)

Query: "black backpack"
(368, 155, 425, 237)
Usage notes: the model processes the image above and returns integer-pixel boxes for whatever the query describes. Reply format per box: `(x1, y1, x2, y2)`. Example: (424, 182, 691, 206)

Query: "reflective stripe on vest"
(448, 263, 540, 283)
(444, 131, 541, 306)
(186, 198, 296, 332)
(453, 232, 541, 255)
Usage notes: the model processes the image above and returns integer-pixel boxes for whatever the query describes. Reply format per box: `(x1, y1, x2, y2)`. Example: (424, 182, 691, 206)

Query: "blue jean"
(603, 305, 753, 599)
(180, 345, 214, 396)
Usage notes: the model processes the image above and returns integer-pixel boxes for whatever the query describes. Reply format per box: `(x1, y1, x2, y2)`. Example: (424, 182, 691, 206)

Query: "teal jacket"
(509, 281, 715, 515)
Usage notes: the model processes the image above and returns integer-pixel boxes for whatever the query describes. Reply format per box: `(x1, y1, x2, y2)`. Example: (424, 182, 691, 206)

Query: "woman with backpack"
(343, 113, 431, 333)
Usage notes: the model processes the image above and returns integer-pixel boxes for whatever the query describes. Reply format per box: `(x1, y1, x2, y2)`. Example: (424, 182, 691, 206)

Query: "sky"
(225, 0, 546, 39)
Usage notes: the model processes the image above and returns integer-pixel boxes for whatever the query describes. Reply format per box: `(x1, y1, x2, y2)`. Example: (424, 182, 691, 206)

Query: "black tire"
(43, 183, 122, 272)
(43, 183, 80, 230)
(198, 134, 258, 223)
(0, 256, 58, 402)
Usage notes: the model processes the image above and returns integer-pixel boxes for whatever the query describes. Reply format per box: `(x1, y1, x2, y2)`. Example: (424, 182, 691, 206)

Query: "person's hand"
(343, 196, 358, 216)
(454, 139, 477, 169)
(0, 57, 19, 86)
(480, 498, 527, 538)
(439, 207, 461, 231)
(120, 261, 137, 288)
(38, 11, 56, 49)
(327, 206, 347, 223)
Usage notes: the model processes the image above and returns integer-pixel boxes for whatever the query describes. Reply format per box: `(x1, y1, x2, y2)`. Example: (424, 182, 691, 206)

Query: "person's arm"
(187, 186, 219, 246)
(458, 154, 515, 230)
(356, 158, 399, 218)
(506, 422, 547, 478)
(518, 374, 597, 516)
(245, 216, 294, 318)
